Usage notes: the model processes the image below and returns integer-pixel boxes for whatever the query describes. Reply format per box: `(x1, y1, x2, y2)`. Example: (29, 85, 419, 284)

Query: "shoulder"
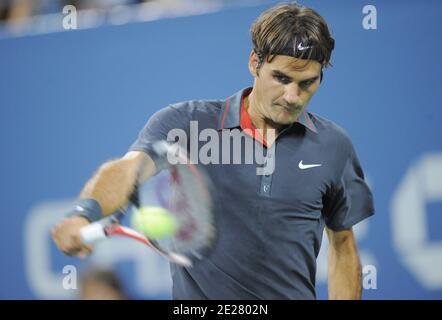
(148, 98, 223, 127)
(167, 98, 224, 129)
(169, 99, 224, 117)
(309, 112, 355, 156)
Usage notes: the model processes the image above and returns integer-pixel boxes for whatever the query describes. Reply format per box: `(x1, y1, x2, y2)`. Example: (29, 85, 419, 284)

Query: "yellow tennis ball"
(131, 206, 178, 240)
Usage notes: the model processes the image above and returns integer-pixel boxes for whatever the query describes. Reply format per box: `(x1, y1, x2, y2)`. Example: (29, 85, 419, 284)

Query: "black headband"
(279, 37, 324, 64)
(254, 36, 327, 82)
(254, 35, 329, 65)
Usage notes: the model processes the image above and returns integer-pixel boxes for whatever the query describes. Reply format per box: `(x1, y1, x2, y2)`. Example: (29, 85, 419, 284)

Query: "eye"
(299, 79, 316, 89)
(275, 74, 291, 84)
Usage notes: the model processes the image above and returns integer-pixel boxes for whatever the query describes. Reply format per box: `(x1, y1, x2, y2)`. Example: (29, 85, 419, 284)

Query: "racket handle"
(80, 223, 106, 245)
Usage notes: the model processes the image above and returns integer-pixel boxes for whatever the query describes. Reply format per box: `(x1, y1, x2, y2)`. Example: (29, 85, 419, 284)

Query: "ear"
(248, 49, 260, 77)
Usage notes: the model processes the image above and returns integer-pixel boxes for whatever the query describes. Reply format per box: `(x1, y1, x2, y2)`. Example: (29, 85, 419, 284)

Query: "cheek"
(301, 89, 316, 103)
(258, 82, 279, 101)
(298, 83, 319, 102)
(305, 82, 320, 97)
(256, 77, 291, 106)
(266, 83, 284, 101)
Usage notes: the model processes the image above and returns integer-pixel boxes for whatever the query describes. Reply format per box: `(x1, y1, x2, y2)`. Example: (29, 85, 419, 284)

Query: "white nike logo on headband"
(297, 43, 311, 51)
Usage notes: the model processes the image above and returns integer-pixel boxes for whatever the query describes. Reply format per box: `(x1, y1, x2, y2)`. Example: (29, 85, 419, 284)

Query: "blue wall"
(0, 0, 441, 299)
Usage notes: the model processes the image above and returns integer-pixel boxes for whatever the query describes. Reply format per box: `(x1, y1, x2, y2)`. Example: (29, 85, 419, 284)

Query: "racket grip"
(80, 223, 106, 245)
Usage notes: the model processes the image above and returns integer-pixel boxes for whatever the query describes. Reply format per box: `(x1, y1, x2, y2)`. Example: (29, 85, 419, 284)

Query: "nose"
(283, 83, 300, 105)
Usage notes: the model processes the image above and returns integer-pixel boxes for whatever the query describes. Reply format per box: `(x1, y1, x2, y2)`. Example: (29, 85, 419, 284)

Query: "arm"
(79, 151, 157, 215)
(326, 227, 362, 300)
(52, 151, 156, 257)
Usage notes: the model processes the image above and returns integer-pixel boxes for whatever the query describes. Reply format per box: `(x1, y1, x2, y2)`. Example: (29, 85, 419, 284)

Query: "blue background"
(0, 0, 441, 299)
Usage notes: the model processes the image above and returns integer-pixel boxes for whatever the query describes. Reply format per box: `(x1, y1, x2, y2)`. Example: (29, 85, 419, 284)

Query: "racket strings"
(162, 164, 215, 256)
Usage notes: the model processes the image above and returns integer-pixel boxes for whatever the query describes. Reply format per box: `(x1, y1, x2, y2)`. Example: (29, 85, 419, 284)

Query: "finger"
(77, 246, 92, 259)
(60, 236, 83, 256)
(63, 248, 80, 257)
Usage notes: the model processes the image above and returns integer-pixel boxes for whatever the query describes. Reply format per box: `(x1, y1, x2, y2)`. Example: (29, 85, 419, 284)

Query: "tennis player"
(52, 3, 374, 299)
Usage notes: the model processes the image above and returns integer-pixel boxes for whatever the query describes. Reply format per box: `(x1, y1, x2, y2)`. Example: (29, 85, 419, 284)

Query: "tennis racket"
(79, 141, 216, 267)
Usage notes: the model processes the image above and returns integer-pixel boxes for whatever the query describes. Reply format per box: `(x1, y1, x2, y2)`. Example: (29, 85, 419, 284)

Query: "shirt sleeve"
(323, 142, 375, 231)
(129, 104, 191, 169)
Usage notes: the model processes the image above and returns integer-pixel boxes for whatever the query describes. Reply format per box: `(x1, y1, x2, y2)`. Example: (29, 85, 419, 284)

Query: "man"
(79, 268, 128, 300)
(52, 3, 374, 299)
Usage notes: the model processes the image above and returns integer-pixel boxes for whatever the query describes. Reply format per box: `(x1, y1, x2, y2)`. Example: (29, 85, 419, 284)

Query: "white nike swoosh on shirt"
(298, 160, 322, 170)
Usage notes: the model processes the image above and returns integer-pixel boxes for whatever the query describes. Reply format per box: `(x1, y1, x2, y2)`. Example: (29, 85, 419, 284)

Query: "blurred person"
(79, 268, 129, 300)
(0, 1, 11, 21)
(3, 0, 138, 22)
(52, 3, 374, 300)
(3, 0, 79, 22)
(6, 0, 33, 22)
(77, 0, 146, 10)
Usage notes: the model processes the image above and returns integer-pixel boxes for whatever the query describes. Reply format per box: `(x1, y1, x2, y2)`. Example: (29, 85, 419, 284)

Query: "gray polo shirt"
(130, 87, 375, 299)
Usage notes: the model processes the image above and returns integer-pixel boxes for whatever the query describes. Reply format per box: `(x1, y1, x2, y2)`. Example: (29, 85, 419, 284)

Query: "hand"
(52, 216, 93, 258)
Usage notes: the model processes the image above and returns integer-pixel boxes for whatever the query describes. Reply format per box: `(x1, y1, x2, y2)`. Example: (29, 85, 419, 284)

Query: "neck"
(245, 90, 285, 135)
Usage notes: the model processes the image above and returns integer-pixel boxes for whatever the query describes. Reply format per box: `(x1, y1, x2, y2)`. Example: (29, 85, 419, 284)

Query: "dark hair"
(251, 2, 335, 71)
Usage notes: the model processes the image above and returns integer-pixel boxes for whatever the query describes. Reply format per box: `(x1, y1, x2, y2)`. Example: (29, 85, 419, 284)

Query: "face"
(248, 51, 322, 126)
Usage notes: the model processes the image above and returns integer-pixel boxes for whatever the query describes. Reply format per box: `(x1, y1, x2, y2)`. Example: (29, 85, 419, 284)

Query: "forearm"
(80, 152, 156, 216)
(327, 234, 362, 299)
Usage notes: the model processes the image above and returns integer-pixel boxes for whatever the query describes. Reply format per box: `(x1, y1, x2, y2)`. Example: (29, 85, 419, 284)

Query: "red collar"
(240, 93, 268, 147)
